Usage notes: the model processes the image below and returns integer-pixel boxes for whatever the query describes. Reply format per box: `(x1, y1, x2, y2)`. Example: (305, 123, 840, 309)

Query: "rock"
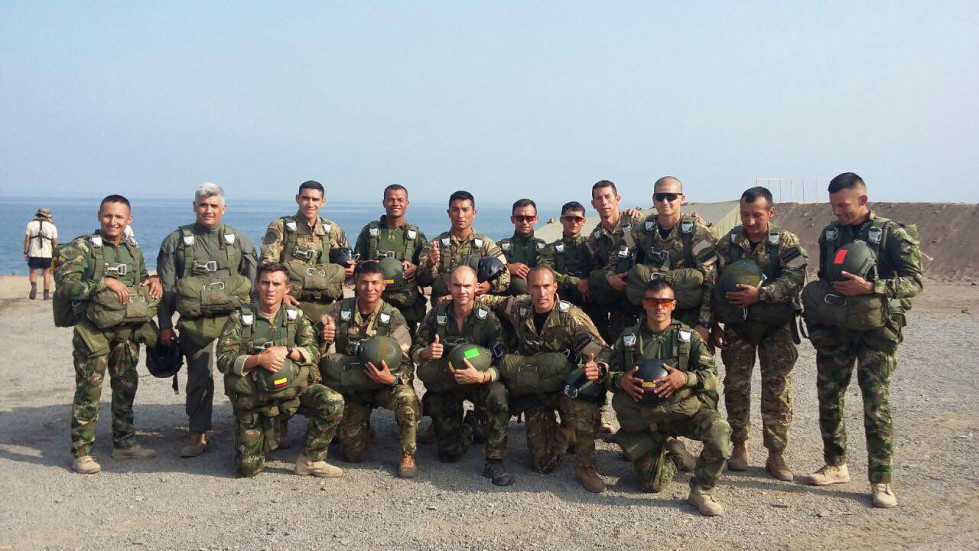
(962, 307, 971, 314)
(817, 511, 830, 518)
(771, 503, 790, 509)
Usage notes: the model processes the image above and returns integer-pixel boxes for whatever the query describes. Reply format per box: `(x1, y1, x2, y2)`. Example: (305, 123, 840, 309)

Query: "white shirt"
(26, 219, 58, 258)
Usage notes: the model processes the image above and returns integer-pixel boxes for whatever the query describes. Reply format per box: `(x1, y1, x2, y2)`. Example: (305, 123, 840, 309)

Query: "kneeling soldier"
(319, 261, 422, 478)
(413, 266, 513, 486)
(608, 279, 731, 516)
(215, 263, 344, 478)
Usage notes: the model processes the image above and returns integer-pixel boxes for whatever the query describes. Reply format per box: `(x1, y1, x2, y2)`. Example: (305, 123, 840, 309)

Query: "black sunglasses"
(653, 193, 680, 202)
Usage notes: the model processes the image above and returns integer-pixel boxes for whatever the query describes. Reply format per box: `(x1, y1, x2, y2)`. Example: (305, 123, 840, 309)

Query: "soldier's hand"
(453, 359, 485, 385)
(141, 276, 163, 299)
(344, 260, 356, 278)
(693, 324, 710, 342)
(621, 208, 642, 219)
(653, 363, 686, 398)
(320, 315, 336, 342)
(159, 327, 177, 346)
(105, 277, 131, 303)
(475, 281, 491, 296)
(364, 360, 397, 386)
(607, 273, 628, 292)
(726, 284, 760, 307)
(583, 353, 600, 381)
(834, 271, 874, 296)
(436, 294, 452, 303)
(620, 366, 644, 402)
(576, 278, 591, 303)
(260, 346, 288, 372)
(424, 334, 443, 360)
(427, 241, 441, 267)
(712, 325, 728, 349)
(402, 261, 418, 281)
(507, 262, 530, 279)
(283, 293, 300, 306)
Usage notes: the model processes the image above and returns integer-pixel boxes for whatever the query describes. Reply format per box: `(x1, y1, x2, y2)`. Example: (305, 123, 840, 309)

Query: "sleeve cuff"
(233, 355, 250, 376)
(485, 367, 500, 382)
(684, 372, 697, 387)
(296, 348, 314, 365)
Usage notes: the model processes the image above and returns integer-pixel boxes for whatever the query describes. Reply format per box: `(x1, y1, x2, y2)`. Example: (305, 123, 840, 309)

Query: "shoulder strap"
(621, 326, 641, 368)
(375, 305, 394, 336)
(284, 306, 299, 345)
(366, 220, 381, 260)
(764, 225, 782, 279)
(403, 223, 419, 261)
(433, 300, 451, 342)
(178, 225, 196, 278)
(239, 304, 255, 345)
(728, 226, 743, 263)
(680, 215, 697, 265)
(281, 217, 299, 261)
(87, 234, 106, 281)
(674, 323, 692, 372)
(337, 298, 355, 334)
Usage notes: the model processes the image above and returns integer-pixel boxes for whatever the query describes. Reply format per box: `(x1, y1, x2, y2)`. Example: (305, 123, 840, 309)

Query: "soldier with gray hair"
(157, 182, 258, 458)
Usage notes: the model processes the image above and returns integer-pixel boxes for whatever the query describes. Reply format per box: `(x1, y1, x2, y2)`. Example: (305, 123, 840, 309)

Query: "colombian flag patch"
(273, 377, 289, 389)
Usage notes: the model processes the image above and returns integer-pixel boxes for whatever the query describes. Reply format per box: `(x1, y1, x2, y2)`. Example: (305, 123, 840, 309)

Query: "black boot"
(483, 460, 515, 486)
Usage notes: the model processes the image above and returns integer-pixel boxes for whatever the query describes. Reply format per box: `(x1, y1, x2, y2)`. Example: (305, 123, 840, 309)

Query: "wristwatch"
(286, 346, 294, 358)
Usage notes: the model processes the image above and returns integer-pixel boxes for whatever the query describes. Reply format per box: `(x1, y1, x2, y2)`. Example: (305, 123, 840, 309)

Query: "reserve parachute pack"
(713, 227, 802, 326)
(501, 351, 573, 396)
(614, 321, 706, 410)
(587, 220, 635, 306)
(563, 366, 606, 404)
(223, 304, 310, 402)
(174, 225, 252, 318)
(87, 284, 161, 329)
(280, 217, 346, 301)
(319, 303, 404, 393)
(367, 221, 423, 308)
(416, 302, 498, 392)
(625, 215, 706, 310)
(430, 235, 482, 298)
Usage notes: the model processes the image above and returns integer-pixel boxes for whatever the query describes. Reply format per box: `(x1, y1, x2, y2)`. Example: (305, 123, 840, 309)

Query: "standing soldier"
(353, 184, 428, 338)
(479, 266, 612, 493)
(412, 266, 514, 486)
(157, 183, 258, 458)
(713, 187, 807, 481)
(417, 190, 510, 304)
(804, 173, 923, 508)
(55, 195, 161, 474)
(607, 280, 731, 516)
(215, 262, 344, 478)
(617, 176, 718, 343)
(540, 201, 593, 309)
(318, 261, 422, 478)
(499, 198, 546, 296)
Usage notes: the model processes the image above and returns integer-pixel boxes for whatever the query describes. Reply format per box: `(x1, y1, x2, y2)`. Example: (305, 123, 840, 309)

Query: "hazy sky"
(2, 1, 976, 206)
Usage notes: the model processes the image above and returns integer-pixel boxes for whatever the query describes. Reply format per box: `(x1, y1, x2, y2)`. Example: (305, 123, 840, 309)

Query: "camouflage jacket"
(411, 300, 505, 381)
(478, 294, 611, 365)
(540, 233, 594, 289)
(260, 212, 350, 264)
(321, 297, 413, 381)
(55, 231, 149, 302)
(215, 303, 320, 380)
(715, 224, 808, 304)
(588, 211, 644, 278)
(606, 320, 718, 396)
(417, 229, 511, 299)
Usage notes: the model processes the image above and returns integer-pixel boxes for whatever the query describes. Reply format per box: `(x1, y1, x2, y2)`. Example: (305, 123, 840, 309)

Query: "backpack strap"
(621, 326, 641, 369)
(679, 215, 697, 266)
(284, 306, 299, 345)
(87, 234, 106, 281)
(281, 216, 299, 261)
(375, 307, 393, 336)
(366, 220, 381, 260)
(403, 223, 419, 261)
(178, 225, 196, 278)
(239, 304, 255, 345)
(434, 300, 451, 343)
(727, 226, 744, 264)
(674, 324, 692, 373)
(764, 225, 783, 279)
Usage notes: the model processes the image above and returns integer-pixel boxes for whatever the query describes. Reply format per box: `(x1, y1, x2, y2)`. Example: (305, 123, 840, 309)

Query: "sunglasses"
(560, 215, 586, 223)
(512, 215, 538, 223)
(653, 193, 680, 203)
(642, 296, 676, 307)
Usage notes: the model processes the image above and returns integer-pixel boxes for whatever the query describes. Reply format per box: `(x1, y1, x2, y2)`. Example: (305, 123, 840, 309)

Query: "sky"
(1, 1, 977, 206)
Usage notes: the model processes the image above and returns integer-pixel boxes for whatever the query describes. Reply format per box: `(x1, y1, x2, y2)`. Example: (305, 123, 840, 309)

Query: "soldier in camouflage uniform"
(499, 198, 546, 296)
(417, 190, 510, 304)
(56, 195, 161, 474)
(479, 266, 612, 493)
(607, 279, 731, 516)
(319, 261, 422, 478)
(806, 173, 923, 509)
(714, 187, 807, 481)
(353, 184, 428, 339)
(412, 266, 514, 486)
(157, 183, 258, 458)
(540, 201, 594, 309)
(215, 263, 344, 478)
(616, 176, 718, 341)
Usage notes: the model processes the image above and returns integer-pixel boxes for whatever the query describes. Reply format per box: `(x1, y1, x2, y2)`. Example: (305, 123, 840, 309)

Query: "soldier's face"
(511, 205, 538, 236)
(449, 270, 477, 306)
(383, 189, 409, 218)
(257, 270, 291, 309)
(194, 195, 226, 228)
(591, 186, 620, 217)
(829, 187, 869, 226)
(448, 199, 475, 232)
(560, 210, 586, 237)
(98, 201, 133, 242)
(652, 180, 684, 217)
(355, 272, 385, 305)
(296, 189, 326, 220)
(528, 270, 557, 313)
(740, 198, 774, 239)
(642, 288, 676, 323)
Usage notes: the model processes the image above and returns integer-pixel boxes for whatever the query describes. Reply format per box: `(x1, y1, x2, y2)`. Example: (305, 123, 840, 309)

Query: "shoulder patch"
(536, 241, 545, 250)
(769, 233, 781, 245)
(519, 306, 529, 318)
(407, 229, 417, 240)
(90, 235, 103, 248)
(473, 238, 484, 248)
(340, 309, 352, 322)
(323, 223, 332, 234)
(436, 314, 448, 325)
(224, 233, 236, 245)
(621, 224, 631, 234)
(285, 220, 297, 232)
(645, 220, 655, 231)
(558, 301, 570, 313)
(286, 308, 298, 321)
(378, 312, 391, 324)
(555, 243, 565, 253)
(622, 333, 637, 347)
(825, 228, 839, 242)
(476, 308, 488, 320)
(678, 330, 691, 343)
(368, 226, 379, 237)
(592, 228, 602, 239)
(441, 237, 451, 247)
(730, 232, 738, 244)
(868, 227, 883, 244)
(680, 221, 694, 234)
(182, 234, 195, 246)
(241, 313, 254, 326)
(500, 241, 511, 251)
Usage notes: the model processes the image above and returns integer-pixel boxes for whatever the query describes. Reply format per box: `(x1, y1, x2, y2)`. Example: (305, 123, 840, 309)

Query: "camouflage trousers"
(425, 382, 509, 462)
(518, 392, 601, 472)
(231, 384, 344, 477)
(338, 383, 422, 461)
(720, 323, 796, 452)
(816, 340, 897, 484)
(70, 331, 139, 457)
(613, 392, 731, 491)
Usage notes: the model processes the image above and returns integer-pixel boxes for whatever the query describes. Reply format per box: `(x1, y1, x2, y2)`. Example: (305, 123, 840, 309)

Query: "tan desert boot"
(398, 454, 418, 478)
(728, 441, 748, 471)
(688, 485, 725, 516)
(871, 483, 898, 508)
(765, 451, 793, 482)
(808, 463, 850, 486)
(181, 431, 207, 458)
(72, 455, 101, 475)
(111, 444, 158, 460)
(294, 453, 343, 478)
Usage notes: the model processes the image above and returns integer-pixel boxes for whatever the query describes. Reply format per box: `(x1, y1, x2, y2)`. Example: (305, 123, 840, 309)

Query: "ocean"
(3, 196, 568, 275)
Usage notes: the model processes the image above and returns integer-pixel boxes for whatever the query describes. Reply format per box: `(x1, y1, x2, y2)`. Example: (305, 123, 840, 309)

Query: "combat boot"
(728, 441, 748, 471)
(43, 290, 51, 300)
(574, 435, 606, 493)
(72, 455, 101, 474)
(667, 438, 697, 473)
(688, 485, 725, 517)
(871, 483, 898, 508)
(539, 426, 570, 474)
(808, 463, 850, 486)
(765, 451, 793, 482)
(29, 282, 37, 300)
(277, 418, 291, 449)
(111, 444, 157, 460)
(483, 460, 515, 487)
(180, 431, 207, 458)
(295, 453, 343, 478)
(464, 410, 487, 445)
(398, 454, 418, 478)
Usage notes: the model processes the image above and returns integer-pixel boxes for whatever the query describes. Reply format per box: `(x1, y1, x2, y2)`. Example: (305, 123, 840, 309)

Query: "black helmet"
(476, 256, 506, 283)
(718, 259, 764, 295)
(358, 335, 403, 372)
(826, 241, 877, 282)
(146, 339, 183, 378)
(329, 247, 355, 266)
(447, 343, 493, 373)
(563, 367, 605, 403)
(635, 358, 669, 406)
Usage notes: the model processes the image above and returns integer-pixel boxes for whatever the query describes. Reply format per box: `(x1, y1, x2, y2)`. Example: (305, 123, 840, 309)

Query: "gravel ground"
(1, 284, 978, 550)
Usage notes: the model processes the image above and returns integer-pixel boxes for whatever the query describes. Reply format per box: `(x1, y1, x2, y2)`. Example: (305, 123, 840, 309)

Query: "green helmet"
(826, 240, 877, 282)
(508, 276, 527, 295)
(625, 264, 666, 305)
(358, 335, 403, 372)
(256, 358, 299, 394)
(447, 343, 492, 372)
(718, 259, 764, 295)
(563, 367, 605, 403)
(378, 256, 410, 293)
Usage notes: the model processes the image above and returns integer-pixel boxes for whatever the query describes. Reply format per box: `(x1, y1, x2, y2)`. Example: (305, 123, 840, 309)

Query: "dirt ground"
(1, 276, 978, 550)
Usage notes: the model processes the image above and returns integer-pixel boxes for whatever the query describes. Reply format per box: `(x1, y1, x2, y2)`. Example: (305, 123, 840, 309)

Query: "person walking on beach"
(25, 207, 58, 300)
